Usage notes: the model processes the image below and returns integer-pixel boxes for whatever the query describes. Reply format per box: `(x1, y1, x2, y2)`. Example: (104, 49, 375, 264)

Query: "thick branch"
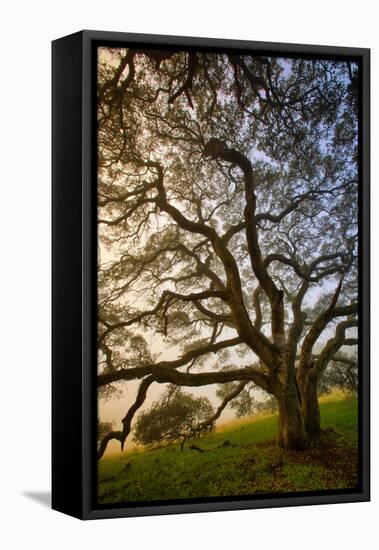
(299, 279, 357, 368)
(314, 318, 358, 376)
(204, 140, 285, 351)
(97, 375, 155, 459)
(98, 336, 243, 386)
(286, 279, 310, 369)
(99, 364, 272, 394)
(222, 187, 352, 245)
(148, 158, 281, 367)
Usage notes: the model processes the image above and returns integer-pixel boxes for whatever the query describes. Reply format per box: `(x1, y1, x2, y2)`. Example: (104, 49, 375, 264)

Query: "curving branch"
(99, 288, 228, 343)
(97, 366, 270, 460)
(299, 278, 357, 369)
(98, 180, 156, 207)
(99, 364, 271, 395)
(286, 278, 310, 369)
(203, 139, 285, 351)
(314, 318, 358, 376)
(168, 52, 199, 108)
(99, 49, 136, 104)
(195, 381, 248, 433)
(145, 158, 281, 368)
(221, 185, 353, 245)
(98, 375, 155, 459)
(98, 336, 243, 386)
(264, 251, 350, 283)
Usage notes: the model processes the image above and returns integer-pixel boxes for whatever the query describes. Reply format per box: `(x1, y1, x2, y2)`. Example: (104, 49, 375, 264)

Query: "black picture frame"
(52, 30, 370, 520)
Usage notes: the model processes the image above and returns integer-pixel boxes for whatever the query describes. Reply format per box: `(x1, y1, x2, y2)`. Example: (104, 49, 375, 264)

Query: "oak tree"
(96, 47, 358, 457)
(133, 385, 214, 451)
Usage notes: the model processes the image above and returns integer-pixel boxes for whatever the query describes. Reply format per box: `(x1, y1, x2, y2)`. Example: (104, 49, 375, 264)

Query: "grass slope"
(98, 393, 358, 504)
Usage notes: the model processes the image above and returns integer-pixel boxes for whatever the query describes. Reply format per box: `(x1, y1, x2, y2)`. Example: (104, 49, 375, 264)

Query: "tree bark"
(277, 382, 308, 451)
(299, 378, 321, 439)
(297, 364, 322, 440)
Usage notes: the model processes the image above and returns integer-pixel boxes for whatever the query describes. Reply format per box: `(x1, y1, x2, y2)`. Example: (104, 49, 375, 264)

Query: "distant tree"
(133, 385, 214, 451)
(255, 396, 278, 415)
(318, 352, 358, 395)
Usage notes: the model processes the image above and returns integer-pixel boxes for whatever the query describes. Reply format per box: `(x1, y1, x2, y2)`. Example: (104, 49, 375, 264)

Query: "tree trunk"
(277, 383, 308, 451)
(299, 378, 321, 439)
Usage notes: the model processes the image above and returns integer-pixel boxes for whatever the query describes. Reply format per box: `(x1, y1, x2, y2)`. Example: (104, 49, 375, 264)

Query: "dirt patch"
(242, 431, 358, 490)
(289, 431, 357, 466)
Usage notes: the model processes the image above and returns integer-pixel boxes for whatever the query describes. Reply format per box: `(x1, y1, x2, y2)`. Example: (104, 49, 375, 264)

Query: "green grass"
(98, 393, 358, 504)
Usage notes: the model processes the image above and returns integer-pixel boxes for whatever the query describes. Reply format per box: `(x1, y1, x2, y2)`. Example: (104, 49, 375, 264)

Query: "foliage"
(254, 395, 278, 414)
(216, 381, 278, 417)
(133, 385, 214, 449)
(318, 352, 358, 395)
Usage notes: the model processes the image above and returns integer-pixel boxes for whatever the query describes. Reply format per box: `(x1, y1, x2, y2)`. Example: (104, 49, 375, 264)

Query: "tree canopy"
(133, 385, 214, 450)
(96, 47, 359, 457)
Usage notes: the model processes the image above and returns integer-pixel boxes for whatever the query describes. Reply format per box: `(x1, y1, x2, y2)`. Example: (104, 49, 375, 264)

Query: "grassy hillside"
(98, 393, 358, 504)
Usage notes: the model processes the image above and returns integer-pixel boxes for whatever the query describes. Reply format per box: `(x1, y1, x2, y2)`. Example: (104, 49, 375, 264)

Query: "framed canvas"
(52, 30, 370, 520)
